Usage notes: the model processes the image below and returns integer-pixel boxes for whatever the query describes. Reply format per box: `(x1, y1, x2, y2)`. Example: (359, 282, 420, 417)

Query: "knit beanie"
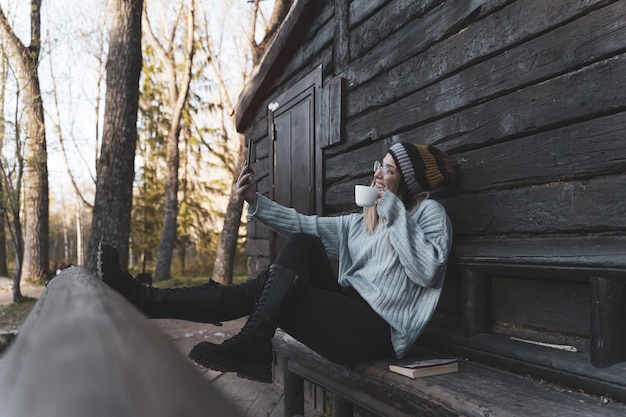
(387, 143, 457, 195)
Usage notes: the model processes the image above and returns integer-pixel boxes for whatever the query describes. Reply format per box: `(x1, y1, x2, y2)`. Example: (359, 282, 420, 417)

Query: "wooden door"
(268, 67, 322, 260)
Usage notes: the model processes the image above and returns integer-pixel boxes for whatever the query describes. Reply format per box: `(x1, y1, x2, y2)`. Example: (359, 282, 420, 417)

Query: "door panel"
(269, 68, 321, 260)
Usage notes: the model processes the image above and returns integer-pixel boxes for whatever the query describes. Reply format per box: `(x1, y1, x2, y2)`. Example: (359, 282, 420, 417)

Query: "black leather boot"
(188, 263, 306, 382)
(97, 242, 268, 324)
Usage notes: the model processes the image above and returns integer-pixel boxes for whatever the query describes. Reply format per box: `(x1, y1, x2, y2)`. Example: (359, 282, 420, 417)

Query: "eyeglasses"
(373, 160, 394, 175)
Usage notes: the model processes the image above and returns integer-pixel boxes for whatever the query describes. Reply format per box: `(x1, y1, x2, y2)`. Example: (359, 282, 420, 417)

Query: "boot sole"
(188, 345, 272, 383)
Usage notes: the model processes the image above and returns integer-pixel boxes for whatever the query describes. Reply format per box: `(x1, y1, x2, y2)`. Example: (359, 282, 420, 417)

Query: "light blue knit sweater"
(248, 191, 453, 358)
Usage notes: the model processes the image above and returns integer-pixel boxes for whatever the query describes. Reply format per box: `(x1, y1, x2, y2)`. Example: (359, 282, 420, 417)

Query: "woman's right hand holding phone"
(237, 163, 257, 206)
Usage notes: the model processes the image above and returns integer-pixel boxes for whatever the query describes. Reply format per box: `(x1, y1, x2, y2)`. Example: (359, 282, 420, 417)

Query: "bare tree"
(0, 0, 49, 286)
(0, 56, 25, 300)
(86, 0, 143, 271)
(42, 2, 107, 269)
(0, 56, 10, 277)
(143, 0, 196, 281)
(208, 0, 290, 284)
(47, 53, 94, 209)
(250, 0, 291, 66)
(198, 4, 246, 284)
(1, 132, 25, 300)
(210, 142, 246, 284)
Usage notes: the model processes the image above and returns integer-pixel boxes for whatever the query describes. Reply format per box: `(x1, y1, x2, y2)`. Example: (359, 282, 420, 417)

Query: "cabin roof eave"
(234, 0, 317, 133)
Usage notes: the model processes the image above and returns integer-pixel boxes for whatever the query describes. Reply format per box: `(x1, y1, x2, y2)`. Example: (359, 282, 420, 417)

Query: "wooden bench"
(271, 236, 626, 416)
(273, 332, 626, 417)
(0, 267, 242, 417)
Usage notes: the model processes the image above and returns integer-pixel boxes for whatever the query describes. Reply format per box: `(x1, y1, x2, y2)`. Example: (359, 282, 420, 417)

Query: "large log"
(0, 267, 242, 417)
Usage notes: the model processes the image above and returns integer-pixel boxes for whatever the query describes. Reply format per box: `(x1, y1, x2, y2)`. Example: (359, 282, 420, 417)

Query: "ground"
(0, 277, 45, 305)
(0, 277, 46, 331)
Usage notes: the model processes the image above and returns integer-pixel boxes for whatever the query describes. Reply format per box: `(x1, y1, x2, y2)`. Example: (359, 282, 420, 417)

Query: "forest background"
(0, 0, 284, 301)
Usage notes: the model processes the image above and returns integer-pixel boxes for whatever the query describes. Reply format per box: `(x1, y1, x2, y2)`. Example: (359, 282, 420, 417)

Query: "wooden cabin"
(234, 0, 626, 405)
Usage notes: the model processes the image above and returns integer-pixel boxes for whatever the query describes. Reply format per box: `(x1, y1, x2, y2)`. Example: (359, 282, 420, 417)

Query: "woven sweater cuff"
(375, 191, 400, 221)
(246, 193, 264, 217)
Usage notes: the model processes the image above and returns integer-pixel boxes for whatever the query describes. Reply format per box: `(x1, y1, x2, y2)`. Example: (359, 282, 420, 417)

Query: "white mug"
(355, 185, 380, 207)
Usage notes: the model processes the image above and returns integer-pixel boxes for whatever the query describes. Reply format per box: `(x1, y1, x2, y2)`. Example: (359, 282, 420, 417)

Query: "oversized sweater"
(248, 191, 453, 358)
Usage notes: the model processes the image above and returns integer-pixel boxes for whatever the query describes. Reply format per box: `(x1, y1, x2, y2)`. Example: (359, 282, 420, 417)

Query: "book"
(388, 358, 458, 379)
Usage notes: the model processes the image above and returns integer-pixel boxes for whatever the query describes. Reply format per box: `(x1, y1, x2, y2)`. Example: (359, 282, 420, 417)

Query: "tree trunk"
(0, 172, 9, 277)
(212, 143, 246, 285)
(0, 0, 49, 284)
(0, 58, 10, 277)
(86, 0, 143, 271)
(211, 0, 291, 284)
(150, 1, 195, 281)
(21, 77, 48, 283)
(9, 188, 24, 301)
(153, 124, 180, 280)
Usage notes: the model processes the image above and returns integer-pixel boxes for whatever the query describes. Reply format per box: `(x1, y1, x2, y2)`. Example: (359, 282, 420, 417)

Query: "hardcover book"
(388, 358, 458, 379)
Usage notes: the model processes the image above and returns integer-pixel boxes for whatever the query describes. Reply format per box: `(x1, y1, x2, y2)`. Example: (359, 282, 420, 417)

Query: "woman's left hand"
(376, 188, 385, 205)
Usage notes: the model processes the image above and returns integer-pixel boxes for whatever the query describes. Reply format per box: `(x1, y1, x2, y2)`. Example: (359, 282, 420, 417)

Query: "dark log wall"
(245, 0, 626, 269)
(239, 0, 626, 400)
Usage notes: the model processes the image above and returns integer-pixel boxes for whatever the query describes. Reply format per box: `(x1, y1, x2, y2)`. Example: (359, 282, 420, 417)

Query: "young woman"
(99, 142, 457, 382)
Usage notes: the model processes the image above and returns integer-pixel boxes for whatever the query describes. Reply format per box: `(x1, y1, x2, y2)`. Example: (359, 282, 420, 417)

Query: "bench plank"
(274, 331, 626, 417)
(0, 267, 242, 417)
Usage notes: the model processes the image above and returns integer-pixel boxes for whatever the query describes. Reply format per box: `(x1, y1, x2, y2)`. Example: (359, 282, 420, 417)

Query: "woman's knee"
(287, 233, 323, 248)
(276, 233, 323, 262)
(274, 233, 338, 288)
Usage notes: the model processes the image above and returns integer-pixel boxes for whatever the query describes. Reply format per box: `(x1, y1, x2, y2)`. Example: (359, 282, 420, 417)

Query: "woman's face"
(374, 153, 402, 200)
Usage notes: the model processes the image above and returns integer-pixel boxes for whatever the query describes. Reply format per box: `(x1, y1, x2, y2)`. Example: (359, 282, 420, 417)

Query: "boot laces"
(160, 279, 221, 294)
(223, 273, 274, 347)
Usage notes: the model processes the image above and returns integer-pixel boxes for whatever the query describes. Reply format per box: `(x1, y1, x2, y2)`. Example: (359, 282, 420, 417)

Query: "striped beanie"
(387, 143, 457, 195)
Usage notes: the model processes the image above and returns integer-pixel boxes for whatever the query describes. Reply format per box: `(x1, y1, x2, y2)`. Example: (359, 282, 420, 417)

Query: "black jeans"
(273, 233, 393, 365)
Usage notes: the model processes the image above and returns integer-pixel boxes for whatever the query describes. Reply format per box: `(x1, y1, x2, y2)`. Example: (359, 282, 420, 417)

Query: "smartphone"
(246, 138, 253, 166)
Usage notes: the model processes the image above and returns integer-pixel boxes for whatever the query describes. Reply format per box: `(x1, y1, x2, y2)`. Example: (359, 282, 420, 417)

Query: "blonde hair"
(363, 179, 429, 233)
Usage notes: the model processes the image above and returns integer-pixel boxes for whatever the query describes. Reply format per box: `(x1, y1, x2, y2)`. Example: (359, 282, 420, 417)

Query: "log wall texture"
(236, 0, 626, 401)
